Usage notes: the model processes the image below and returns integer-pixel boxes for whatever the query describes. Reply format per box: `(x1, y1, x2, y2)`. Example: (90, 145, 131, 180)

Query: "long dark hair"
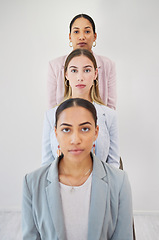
(55, 98, 97, 127)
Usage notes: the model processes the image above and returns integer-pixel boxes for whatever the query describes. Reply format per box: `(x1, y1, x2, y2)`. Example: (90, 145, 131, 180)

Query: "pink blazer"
(47, 53, 117, 109)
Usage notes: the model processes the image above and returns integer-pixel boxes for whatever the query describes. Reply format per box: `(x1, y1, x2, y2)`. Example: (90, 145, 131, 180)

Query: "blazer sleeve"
(107, 60, 117, 110)
(111, 172, 133, 240)
(106, 111, 120, 168)
(42, 111, 55, 165)
(47, 61, 57, 109)
(22, 175, 41, 240)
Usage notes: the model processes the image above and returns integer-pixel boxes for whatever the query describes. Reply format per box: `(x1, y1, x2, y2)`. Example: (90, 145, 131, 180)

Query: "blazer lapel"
(45, 159, 67, 240)
(87, 155, 108, 240)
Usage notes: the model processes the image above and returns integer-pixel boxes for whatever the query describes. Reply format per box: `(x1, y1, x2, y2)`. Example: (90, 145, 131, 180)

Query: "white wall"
(0, 0, 159, 211)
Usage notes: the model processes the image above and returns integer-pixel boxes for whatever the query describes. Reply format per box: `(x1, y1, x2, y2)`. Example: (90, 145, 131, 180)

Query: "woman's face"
(65, 55, 98, 100)
(69, 17, 97, 51)
(55, 106, 99, 163)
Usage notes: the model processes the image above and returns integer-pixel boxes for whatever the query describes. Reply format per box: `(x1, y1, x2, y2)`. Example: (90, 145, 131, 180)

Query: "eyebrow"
(60, 122, 92, 127)
(60, 123, 72, 127)
(69, 66, 78, 69)
(83, 65, 92, 68)
(69, 65, 93, 69)
(73, 26, 91, 30)
(79, 122, 92, 126)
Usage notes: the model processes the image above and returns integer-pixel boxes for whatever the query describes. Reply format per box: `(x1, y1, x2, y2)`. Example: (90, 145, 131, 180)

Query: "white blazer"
(42, 102, 120, 168)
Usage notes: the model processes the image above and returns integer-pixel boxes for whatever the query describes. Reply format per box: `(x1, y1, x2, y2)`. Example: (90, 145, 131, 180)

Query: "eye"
(74, 30, 79, 34)
(85, 30, 90, 34)
(81, 127, 90, 132)
(62, 128, 70, 133)
(71, 69, 78, 73)
(84, 69, 91, 73)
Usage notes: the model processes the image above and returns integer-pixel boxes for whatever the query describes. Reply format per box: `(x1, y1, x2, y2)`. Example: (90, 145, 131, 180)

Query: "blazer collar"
(88, 154, 108, 240)
(46, 157, 67, 240)
(46, 154, 108, 240)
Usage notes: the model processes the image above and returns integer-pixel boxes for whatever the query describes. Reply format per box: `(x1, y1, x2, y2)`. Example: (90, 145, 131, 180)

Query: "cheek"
(87, 75, 94, 85)
(56, 133, 67, 145)
(72, 36, 77, 42)
(85, 134, 95, 146)
(88, 36, 94, 42)
(59, 139, 68, 153)
(69, 80, 74, 89)
(68, 74, 76, 83)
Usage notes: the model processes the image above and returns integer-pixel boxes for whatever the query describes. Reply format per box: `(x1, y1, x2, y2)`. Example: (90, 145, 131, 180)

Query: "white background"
(0, 0, 159, 212)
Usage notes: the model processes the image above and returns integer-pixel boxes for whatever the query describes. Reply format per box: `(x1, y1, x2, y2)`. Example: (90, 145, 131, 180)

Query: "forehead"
(68, 55, 93, 67)
(57, 106, 95, 126)
(72, 17, 92, 28)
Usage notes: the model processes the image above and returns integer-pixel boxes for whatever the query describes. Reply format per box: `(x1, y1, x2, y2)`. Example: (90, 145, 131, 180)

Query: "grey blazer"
(42, 102, 120, 168)
(22, 154, 133, 240)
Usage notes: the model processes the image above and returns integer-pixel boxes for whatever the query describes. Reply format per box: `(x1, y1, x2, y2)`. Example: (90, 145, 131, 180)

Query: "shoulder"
(93, 53, 115, 67)
(24, 163, 51, 190)
(48, 55, 67, 70)
(23, 159, 59, 193)
(94, 103, 116, 119)
(103, 162, 128, 190)
(45, 105, 58, 123)
(93, 155, 127, 189)
(105, 162, 124, 179)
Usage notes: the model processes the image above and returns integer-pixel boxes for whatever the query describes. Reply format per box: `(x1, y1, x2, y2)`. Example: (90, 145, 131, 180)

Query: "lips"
(68, 149, 84, 155)
(75, 84, 86, 89)
(78, 42, 86, 47)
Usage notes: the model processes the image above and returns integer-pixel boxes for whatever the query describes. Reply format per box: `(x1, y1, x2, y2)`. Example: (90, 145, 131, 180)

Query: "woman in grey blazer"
(23, 98, 133, 240)
(42, 49, 120, 168)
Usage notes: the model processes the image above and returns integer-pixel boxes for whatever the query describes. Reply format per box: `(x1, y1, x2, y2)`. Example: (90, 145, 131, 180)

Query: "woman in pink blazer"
(47, 14, 117, 109)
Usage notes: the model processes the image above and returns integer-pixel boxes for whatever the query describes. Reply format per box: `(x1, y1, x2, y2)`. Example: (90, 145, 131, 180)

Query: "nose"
(79, 32, 85, 40)
(70, 131, 81, 145)
(77, 71, 84, 82)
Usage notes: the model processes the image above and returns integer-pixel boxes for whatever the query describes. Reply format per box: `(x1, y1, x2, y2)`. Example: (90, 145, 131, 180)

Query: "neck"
(59, 154, 93, 177)
(71, 92, 92, 102)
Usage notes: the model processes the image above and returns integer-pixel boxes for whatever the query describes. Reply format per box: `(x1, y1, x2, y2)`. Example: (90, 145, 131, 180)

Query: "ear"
(69, 33, 72, 41)
(94, 125, 99, 141)
(94, 33, 97, 41)
(65, 72, 68, 80)
(94, 68, 98, 80)
(54, 127, 58, 139)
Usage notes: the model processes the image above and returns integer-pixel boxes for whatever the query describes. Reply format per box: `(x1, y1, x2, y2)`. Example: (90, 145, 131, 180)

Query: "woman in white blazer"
(42, 49, 120, 168)
(23, 98, 133, 240)
(47, 13, 117, 109)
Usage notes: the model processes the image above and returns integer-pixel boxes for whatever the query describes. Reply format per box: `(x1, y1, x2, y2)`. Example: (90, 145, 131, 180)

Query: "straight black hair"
(69, 14, 96, 34)
(55, 98, 97, 127)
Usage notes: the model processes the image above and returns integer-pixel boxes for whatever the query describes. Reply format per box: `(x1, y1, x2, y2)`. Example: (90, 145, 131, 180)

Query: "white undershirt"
(59, 173, 92, 240)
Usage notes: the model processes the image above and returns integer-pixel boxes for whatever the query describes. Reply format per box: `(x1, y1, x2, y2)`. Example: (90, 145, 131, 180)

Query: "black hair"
(55, 98, 97, 127)
(69, 14, 96, 34)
